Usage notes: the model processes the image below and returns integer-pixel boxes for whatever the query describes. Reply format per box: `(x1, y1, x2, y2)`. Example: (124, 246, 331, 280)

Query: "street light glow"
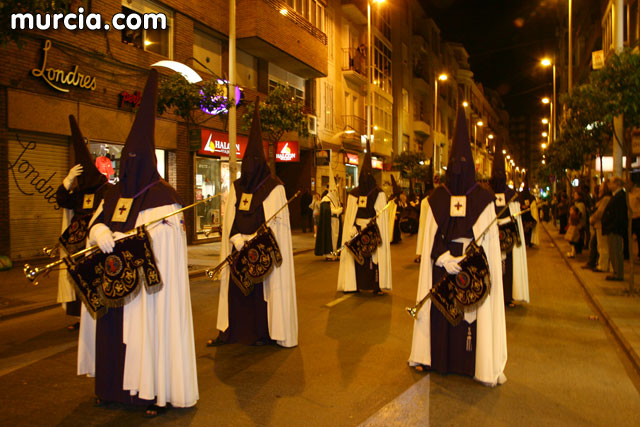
(541, 58, 552, 67)
(488, 134, 494, 139)
(542, 118, 549, 124)
(541, 143, 547, 149)
(502, 149, 507, 155)
(462, 101, 469, 107)
(542, 132, 548, 137)
(542, 159, 546, 164)
(438, 73, 448, 81)
(477, 120, 483, 126)
(542, 97, 550, 104)
(506, 155, 511, 159)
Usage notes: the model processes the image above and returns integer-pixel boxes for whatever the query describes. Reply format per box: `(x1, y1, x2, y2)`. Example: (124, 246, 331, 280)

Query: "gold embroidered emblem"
(112, 198, 133, 222)
(83, 194, 95, 210)
(357, 196, 368, 208)
(495, 193, 506, 207)
(239, 193, 253, 211)
(450, 196, 467, 217)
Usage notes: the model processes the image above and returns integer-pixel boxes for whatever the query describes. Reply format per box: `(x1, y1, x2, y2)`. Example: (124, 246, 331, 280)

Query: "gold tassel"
(466, 326, 472, 352)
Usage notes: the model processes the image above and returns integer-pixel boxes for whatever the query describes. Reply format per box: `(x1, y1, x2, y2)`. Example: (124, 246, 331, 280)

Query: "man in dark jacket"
(602, 176, 627, 281)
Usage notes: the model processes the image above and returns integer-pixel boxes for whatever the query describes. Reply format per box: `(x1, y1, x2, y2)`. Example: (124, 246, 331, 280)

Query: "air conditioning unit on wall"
(307, 115, 317, 135)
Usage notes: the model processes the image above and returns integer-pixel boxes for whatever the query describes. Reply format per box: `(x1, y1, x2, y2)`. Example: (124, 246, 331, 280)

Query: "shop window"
(121, 0, 173, 58)
(89, 142, 166, 184)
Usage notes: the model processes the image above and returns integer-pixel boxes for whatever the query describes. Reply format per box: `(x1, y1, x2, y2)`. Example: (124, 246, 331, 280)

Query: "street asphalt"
(0, 228, 639, 425)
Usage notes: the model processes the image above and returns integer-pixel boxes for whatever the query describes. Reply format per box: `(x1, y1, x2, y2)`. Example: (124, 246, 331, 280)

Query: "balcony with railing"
(237, 0, 328, 78)
(341, 48, 368, 87)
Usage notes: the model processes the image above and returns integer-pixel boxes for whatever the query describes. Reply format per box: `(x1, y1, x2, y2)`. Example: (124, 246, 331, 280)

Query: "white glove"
(91, 223, 115, 254)
(63, 164, 83, 190)
(435, 251, 465, 275)
(230, 234, 245, 251)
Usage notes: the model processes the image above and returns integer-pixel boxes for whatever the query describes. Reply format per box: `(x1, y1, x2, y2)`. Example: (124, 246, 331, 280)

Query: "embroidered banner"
(345, 221, 382, 265)
(229, 226, 283, 296)
(59, 213, 92, 255)
(64, 226, 162, 318)
(498, 219, 521, 252)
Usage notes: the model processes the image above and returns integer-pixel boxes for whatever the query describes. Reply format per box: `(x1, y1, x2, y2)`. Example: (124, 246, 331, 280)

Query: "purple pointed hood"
(445, 106, 476, 195)
(352, 139, 378, 196)
(68, 115, 107, 192)
(237, 99, 272, 193)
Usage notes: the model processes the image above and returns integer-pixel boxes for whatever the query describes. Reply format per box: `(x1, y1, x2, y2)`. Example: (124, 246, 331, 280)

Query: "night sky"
(423, 0, 565, 117)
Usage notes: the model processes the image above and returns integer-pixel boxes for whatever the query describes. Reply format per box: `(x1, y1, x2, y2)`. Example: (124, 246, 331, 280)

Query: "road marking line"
(0, 341, 76, 378)
(325, 293, 353, 307)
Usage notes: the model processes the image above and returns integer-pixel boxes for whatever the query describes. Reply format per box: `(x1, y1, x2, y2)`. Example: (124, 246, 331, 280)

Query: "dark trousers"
(608, 233, 624, 279)
(301, 212, 312, 233)
(587, 230, 598, 267)
(633, 217, 640, 257)
(559, 214, 568, 234)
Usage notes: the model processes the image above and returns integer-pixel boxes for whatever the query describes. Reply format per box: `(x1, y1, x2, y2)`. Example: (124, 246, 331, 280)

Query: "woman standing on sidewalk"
(590, 182, 612, 272)
(572, 190, 588, 254)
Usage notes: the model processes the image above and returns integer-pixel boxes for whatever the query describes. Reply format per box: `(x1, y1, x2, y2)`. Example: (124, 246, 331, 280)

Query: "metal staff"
(24, 194, 221, 285)
(205, 191, 301, 280)
(406, 192, 519, 319)
(330, 200, 394, 257)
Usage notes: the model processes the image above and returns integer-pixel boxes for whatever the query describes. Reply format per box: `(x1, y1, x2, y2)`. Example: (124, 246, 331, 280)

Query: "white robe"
(337, 192, 392, 292)
(388, 201, 398, 241)
(531, 200, 540, 246)
(415, 197, 430, 256)
(78, 202, 199, 408)
(57, 207, 76, 306)
(409, 202, 507, 386)
(216, 184, 298, 348)
(321, 194, 342, 254)
(509, 201, 530, 303)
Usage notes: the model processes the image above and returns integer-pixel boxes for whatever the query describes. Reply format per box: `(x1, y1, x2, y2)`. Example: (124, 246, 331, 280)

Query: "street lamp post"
(474, 120, 483, 161)
(541, 58, 556, 141)
(433, 73, 447, 173)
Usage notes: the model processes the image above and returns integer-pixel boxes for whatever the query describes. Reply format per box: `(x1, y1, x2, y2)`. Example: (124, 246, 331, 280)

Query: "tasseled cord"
(466, 326, 472, 352)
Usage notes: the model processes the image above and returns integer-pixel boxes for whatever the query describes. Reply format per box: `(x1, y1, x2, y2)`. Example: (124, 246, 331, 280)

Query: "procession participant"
(409, 106, 507, 386)
(208, 100, 298, 348)
(315, 165, 343, 261)
(519, 174, 539, 247)
(80, 70, 198, 416)
(400, 180, 420, 235)
(337, 140, 392, 295)
(415, 162, 435, 263)
(489, 138, 529, 307)
(389, 174, 402, 244)
(56, 116, 111, 330)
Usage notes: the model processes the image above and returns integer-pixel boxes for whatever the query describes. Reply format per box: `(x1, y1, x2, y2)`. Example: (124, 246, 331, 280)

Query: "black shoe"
(605, 276, 624, 281)
(144, 404, 167, 418)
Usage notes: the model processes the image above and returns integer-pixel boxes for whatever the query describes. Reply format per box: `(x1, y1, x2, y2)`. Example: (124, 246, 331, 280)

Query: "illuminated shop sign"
(199, 129, 267, 158)
(275, 141, 299, 162)
(345, 153, 359, 165)
(371, 157, 383, 170)
(31, 40, 96, 92)
(119, 90, 141, 109)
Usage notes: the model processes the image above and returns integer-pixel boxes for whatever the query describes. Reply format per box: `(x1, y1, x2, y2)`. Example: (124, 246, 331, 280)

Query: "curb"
(542, 223, 640, 376)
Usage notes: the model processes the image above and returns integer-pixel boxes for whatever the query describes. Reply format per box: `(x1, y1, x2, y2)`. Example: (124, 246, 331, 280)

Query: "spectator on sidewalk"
(565, 205, 582, 258)
(310, 192, 321, 238)
(558, 192, 569, 235)
(590, 181, 612, 272)
(602, 176, 628, 281)
(572, 190, 588, 255)
(300, 187, 313, 233)
(628, 174, 640, 260)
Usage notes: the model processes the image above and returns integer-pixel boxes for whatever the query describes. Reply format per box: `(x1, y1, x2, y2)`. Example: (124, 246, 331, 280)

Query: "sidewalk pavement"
(541, 221, 640, 375)
(0, 231, 316, 320)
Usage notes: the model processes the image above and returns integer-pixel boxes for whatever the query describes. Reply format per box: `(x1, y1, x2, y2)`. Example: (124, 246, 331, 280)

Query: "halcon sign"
(31, 40, 97, 92)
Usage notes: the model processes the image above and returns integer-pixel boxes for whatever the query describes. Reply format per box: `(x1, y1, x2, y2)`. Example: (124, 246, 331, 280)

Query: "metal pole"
(434, 79, 438, 173)
(367, 1, 372, 152)
(568, 0, 572, 93)
(552, 64, 557, 141)
(613, 0, 624, 177)
(229, 0, 238, 180)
